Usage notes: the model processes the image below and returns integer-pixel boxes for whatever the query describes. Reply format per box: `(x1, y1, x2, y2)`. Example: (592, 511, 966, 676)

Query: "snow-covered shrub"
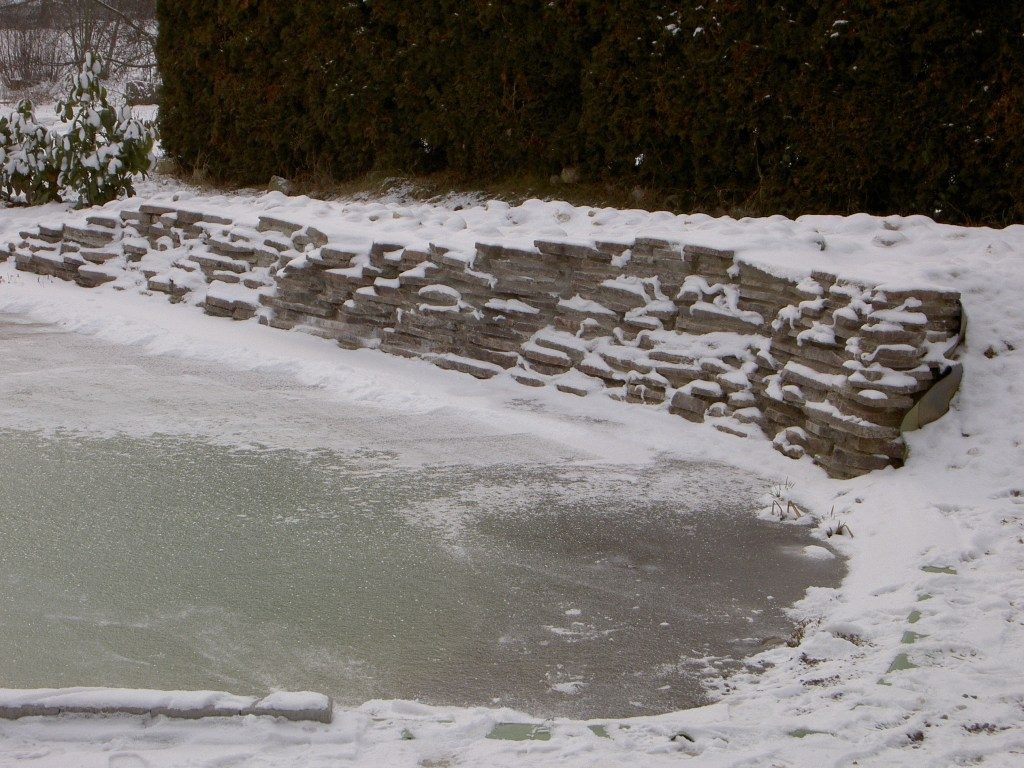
(52, 53, 157, 206)
(0, 113, 11, 198)
(0, 53, 156, 207)
(0, 100, 59, 205)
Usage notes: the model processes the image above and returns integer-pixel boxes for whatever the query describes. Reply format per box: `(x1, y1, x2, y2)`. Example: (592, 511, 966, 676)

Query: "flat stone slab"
(0, 687, 333, 724)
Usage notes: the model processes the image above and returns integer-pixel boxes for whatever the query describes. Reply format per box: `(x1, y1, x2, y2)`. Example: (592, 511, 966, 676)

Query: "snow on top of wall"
(86, 184, 1022, 293)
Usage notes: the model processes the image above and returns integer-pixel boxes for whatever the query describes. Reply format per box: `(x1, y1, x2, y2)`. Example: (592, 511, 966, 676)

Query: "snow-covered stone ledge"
(0, 687, 332, 723)
(3, 201, 964, 479)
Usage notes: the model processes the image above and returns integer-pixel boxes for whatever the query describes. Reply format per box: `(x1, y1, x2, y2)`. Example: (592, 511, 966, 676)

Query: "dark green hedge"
(156, 1, 1024, 224)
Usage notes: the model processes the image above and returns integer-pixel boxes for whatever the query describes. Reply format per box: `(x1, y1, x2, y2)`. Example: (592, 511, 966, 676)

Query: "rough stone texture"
(10, 204, 964, 478)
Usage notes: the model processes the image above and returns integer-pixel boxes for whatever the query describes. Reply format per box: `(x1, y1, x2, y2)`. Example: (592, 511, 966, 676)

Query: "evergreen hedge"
(156, 1, 1024, 224)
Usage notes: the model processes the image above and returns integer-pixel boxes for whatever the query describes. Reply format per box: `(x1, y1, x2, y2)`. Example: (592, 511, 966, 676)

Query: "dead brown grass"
(165, 164, 760, 218)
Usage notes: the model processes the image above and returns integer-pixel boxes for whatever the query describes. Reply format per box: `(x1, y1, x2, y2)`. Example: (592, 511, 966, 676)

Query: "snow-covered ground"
(0, 186, 1022, 766)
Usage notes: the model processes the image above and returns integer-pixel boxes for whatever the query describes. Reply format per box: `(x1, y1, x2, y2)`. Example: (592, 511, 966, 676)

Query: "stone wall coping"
(0, 686, 333, 723)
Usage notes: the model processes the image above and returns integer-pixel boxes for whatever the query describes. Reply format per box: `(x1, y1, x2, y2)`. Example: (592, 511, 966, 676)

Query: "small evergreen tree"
(0, 54, 157, 207)
(52, 53, 157, 206)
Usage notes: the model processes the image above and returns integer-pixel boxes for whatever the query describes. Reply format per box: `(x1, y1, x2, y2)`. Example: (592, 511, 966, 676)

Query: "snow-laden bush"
(0, 100, 59, 205)
(0, 54, 156, 207)
(52, 53, 157, 206)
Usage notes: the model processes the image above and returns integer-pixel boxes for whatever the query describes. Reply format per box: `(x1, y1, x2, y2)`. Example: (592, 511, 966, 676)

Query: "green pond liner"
(901, 361, 963, 432)
(887, 653, 919, 673)
(485, 722, 617, 741)
(486, 723, 552, 741)
(788, 728, 831, 738)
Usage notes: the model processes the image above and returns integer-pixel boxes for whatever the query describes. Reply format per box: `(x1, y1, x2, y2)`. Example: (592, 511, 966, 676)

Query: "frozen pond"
(0, 314, 842, 718)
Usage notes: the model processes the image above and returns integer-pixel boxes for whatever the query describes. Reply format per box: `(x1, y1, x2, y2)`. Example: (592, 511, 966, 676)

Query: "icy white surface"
(206, 279, 257, 304)
(253, 691, 332, 714)
(485, 297, 540, 314)
(0, 190, 1023, 766)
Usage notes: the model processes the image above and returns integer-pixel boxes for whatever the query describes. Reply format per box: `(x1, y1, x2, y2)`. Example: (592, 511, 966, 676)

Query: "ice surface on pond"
(0, 315, 842, 718)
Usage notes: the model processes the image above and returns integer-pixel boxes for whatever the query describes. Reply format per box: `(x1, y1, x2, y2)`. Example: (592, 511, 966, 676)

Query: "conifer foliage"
(0, 53, 157, 207)
(155, 1, 1024, 224)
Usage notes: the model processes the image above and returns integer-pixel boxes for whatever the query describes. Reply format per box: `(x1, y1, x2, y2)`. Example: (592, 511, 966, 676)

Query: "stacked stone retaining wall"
(4, 203, 964, 479)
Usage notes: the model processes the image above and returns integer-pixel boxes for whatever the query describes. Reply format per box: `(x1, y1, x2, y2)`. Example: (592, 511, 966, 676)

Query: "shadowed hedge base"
(156, 1, 1024, 225)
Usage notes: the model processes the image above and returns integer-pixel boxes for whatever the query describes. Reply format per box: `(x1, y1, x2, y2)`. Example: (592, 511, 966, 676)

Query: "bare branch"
(85, 0, 155, 43)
